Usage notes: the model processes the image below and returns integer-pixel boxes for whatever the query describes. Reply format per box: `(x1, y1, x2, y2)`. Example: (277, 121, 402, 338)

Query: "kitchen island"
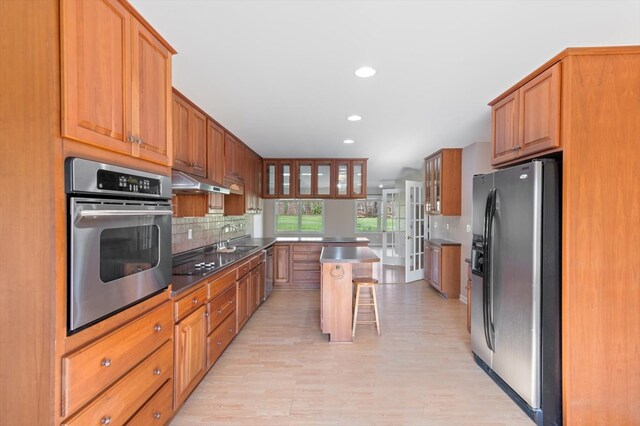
(319, 246, 379, 343)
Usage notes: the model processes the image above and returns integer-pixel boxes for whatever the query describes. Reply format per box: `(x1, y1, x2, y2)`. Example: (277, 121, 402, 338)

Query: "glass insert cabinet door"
(279, 162, 292, 196)
(265, 162, 277, 196)
(336, 161, 350, 197)
(296, 161, 313, 197)
(316, 161, 332, 197)
(352, 161, 365, 197)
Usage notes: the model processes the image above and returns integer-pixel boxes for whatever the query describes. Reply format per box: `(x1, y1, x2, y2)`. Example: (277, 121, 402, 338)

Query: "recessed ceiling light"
(355, 66, 376, 78)
(379, 184, 384, 188)
(343, 139, 355, 144)
(347, 115, 362, 121)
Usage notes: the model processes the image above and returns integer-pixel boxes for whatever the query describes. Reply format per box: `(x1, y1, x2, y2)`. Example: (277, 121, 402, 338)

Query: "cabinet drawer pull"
(153, 368, 162, 376)
(228, 328, 233, 334)
(217, 341, 222, 347)
(153, 324, 162, 333)
(153, 412, 162, 420)
(101, 358, 112, 368)
(192, 297, 199, 304)
(228, 300, 233, 305)
(101, 416, 112, 425)
(217, 309, 222, 315)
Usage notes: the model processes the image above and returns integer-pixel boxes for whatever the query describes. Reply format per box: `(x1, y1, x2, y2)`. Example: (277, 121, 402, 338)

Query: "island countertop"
(320, 246, 379, 263)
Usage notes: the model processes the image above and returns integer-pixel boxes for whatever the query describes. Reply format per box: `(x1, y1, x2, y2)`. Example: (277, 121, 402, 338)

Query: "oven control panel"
(97, 169, 161, 195)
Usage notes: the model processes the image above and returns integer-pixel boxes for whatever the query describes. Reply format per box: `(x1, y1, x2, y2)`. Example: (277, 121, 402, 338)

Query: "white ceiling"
(131, 0, 639, 189)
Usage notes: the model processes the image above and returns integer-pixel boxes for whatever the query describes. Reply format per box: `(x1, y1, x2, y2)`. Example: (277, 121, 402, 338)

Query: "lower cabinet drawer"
(292, 271, 321, 282)
(127, 379, 173, 426)
(292, 262, 320, 271)
(207, 312, 237, 367)
(63, 341, 173, 426)
(62, 302, 172, 416)
(292, 253, 320, 262)
(207, 284, 236, 333)
(292, 244, 322, 253)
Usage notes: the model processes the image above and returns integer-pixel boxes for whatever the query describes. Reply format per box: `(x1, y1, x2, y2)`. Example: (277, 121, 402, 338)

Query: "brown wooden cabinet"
(491, 63, 561, 167)
(207, 118, 225, 212)
(236, 273, 250, 330)
(61, 0, 174, 166)
(424, 149, 462, 215)
(174, 305, 207, 408)
(224, 134, 245, 181)
(172, 90, 207, 177)
(424, 240, 460, 299)
(243, 149, 263, 213)
(274, 244, 291, 283)
(264, 158, 366, 199)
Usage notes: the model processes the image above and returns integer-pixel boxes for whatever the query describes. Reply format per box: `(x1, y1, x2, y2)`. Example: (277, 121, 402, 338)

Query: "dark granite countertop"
(275, 236, 370, 243)
(425, 238, 461, 246)
(171, 237, 276, 296)
(320, 246, 380, 263)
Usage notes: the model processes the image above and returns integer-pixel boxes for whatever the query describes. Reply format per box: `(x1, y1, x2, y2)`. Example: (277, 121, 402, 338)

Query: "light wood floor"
(171, 283, 532, 425)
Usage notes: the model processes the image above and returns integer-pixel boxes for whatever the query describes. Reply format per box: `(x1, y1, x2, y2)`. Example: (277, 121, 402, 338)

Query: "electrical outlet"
(446, 223, 450, 230)
(434, 222, 438, 228)
(187, 229, 193, 240)
(466, 224, 471, 233)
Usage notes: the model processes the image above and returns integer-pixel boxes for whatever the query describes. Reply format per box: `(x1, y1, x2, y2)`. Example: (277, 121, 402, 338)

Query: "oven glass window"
(100, 225, 159, 283)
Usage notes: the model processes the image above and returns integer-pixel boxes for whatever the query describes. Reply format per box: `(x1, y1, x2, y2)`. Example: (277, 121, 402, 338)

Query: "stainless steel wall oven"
(66, 158, 172, 334)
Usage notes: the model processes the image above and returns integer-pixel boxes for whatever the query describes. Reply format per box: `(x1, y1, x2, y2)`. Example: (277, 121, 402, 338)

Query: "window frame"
(354, 197, 382, 233)
(274, 199, 325, 234)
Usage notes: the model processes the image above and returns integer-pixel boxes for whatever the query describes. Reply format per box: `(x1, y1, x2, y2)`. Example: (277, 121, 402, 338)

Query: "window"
(275, 200, 324, 233)
(355, 198, 381, 232)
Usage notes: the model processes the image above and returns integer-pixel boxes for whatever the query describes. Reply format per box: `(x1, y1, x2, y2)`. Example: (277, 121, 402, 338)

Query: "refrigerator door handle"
(483, 188, 497, 351)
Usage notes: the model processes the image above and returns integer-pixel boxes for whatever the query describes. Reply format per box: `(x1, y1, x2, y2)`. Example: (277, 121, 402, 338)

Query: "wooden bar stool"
(352, 277, 380, 336)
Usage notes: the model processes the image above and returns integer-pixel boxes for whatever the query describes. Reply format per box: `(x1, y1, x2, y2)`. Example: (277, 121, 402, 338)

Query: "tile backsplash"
(172, 214, 247, 254)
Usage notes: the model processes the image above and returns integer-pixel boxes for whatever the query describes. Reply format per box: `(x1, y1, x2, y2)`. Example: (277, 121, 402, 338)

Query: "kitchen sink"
(216, 245, 258, 254)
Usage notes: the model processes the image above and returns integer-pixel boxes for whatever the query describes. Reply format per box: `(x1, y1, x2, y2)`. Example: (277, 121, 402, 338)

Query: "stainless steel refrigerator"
(471, 159, 561, 425)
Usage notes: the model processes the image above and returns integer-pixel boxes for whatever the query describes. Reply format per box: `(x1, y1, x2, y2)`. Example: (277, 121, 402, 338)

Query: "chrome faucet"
(218, 224, 238, 249)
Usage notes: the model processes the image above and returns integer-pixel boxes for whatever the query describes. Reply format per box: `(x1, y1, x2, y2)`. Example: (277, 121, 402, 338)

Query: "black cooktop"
(172, 246, 258, 276)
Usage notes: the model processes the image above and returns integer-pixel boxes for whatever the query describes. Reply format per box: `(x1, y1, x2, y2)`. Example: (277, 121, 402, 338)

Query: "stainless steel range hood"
(171, 170, 230, 194)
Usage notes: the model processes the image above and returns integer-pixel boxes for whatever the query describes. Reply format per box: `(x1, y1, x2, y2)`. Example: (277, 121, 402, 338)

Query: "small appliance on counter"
(65, 158, 173, 334)
(471, 159, 561, 425)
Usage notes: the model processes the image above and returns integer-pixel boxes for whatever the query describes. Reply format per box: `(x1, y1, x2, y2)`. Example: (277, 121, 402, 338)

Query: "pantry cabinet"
(424, 149, 462, 215)
(491, 63, 561, 166)
(172, 90, 207, 176)
(61, 0, 174, 166)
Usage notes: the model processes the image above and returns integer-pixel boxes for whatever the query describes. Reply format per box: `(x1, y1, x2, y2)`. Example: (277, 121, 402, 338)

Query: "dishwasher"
(264, 246, 274, 300)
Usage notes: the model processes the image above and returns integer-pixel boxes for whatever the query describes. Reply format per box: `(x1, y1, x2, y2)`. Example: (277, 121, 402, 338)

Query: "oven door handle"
(79, 210, 173, 218)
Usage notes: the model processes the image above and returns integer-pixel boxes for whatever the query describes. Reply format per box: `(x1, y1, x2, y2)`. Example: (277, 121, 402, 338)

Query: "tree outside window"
(355, 199, 381, 232)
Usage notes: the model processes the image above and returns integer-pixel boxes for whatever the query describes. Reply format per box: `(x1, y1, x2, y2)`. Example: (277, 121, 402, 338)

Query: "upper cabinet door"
(279, 161, 294, 197)
(172, 95, 191, 171)
(351, 160, 367, 198)
(130, 19, 172, 166)
(61, 0, 132, 153)
(491, 91, 520, 166)
(189, 107, 207, 176)
(335, 161, 350, 198)
(61, 0, 174, 166)
(295, 161, 314, 198)
(263, 161, 278, 198)
(206, 119, 225, 185)
(315, 161, 333, 198)
(520, 63, 561, 157)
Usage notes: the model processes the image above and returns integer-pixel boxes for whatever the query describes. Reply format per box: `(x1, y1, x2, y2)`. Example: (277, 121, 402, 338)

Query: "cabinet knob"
(101, 358, 112, 368)
(204, 312, 210, 318)
(153, 412, 162, 420)
(217, 341, 222, 346)
(228, 328, 233, 334)
(101, 416, 112, 425)
(153, 368, 161, 376)
(154, 324, 162, 333)
(217, 309, 222, 315)
(127, 135, 135, 143)
(192, 297, 199, 304)
(138, 137, 144, 145)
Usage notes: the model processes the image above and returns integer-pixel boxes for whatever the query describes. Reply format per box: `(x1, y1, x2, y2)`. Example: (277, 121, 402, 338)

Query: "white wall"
(430, 141, 492, 302)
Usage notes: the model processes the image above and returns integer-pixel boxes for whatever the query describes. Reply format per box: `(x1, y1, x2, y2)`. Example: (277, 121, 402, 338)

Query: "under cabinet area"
(424, 149, 461, 215)
(61, 0, 175, 166)
(424, 240, 461, 299)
